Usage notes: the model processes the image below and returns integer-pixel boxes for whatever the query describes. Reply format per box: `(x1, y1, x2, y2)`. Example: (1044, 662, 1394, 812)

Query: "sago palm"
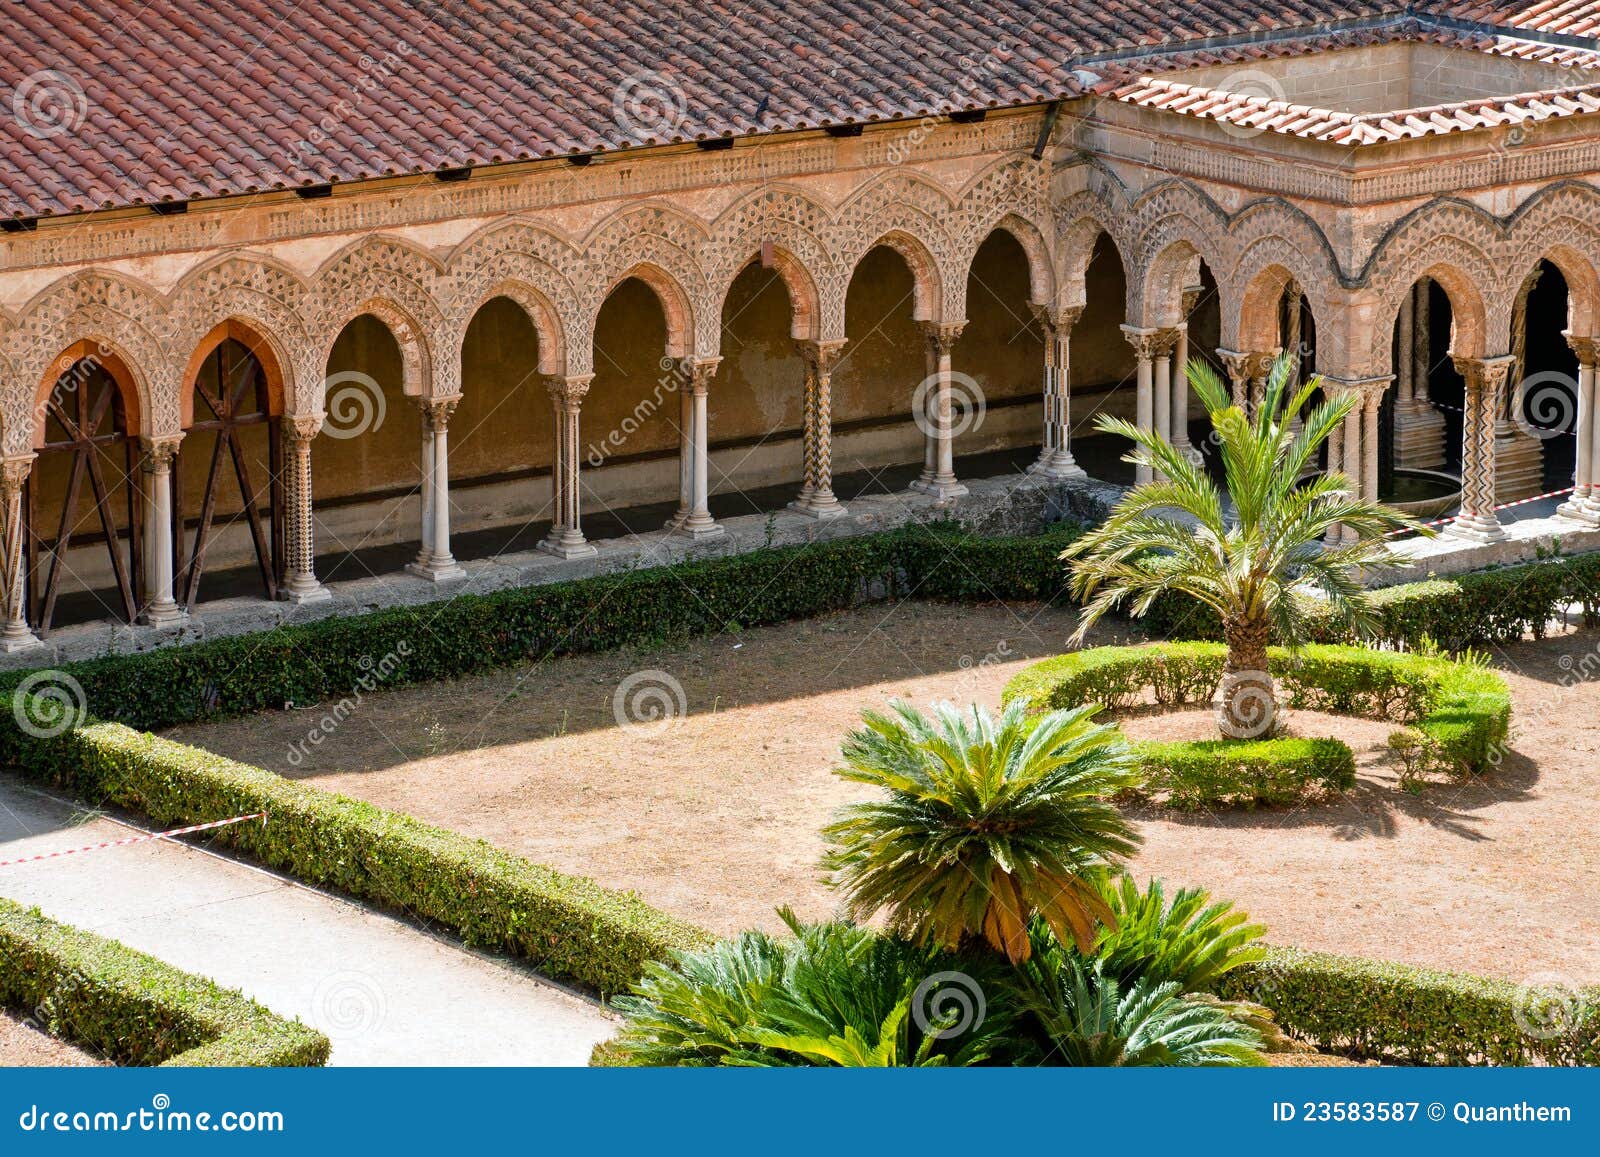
(1065, 353, 1423, 737)
(821, 699, 1141, 964)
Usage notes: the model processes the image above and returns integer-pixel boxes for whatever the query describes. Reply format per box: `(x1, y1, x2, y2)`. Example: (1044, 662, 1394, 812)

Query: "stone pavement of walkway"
(0, 777, 616, 1065)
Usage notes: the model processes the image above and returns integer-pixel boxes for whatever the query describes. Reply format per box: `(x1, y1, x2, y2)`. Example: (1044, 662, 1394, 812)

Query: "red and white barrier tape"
(0, 812, 266, 869)
(1385, 485, 1577, 536)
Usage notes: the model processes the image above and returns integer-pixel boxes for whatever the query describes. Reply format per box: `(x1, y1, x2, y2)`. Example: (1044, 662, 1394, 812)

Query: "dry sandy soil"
(168, 601, 1600, 984)
(0, 1009, 105, 1066)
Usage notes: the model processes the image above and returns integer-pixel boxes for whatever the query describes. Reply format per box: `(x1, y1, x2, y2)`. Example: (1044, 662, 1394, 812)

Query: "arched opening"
(174, 334, 286, 607)
(447, 296, 555, 556)
(951, 229, 1044, 472)
(311, 314, 421, 580)
(1069, 233, 1134, 481)
(1513, 260, 1578, 494)
(1385, 277, 1464, 514)
(583, 276, 682, 534)
(710, 258, 805, 515)
(832, 245, 927, 493)
(24, 349, 142, 633)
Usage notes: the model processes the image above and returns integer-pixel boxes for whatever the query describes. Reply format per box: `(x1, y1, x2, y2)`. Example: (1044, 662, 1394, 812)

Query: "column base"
(673, 517, 727, 541)
(910, 478, 968, 502)
(406, 557, 467, 583)
(282, 575, 333, 605)
(789, 493, 848, 520)
(1556, 497, 1600, 525)
(1031, 453, 1087, 482)
(0, 623, 45, 653)
(1445, 513, 1508, 543)
(142, 601, 189, 629)
(538, 532, 598, 560)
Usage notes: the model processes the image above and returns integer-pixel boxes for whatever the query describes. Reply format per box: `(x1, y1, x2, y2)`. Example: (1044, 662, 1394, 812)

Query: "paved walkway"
(0, 778, 615, 1065)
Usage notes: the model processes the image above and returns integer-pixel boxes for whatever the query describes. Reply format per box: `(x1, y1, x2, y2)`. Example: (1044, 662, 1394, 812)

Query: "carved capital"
(1451, 354, 1517, 395)
(1030, 303, 1083, 338)
(1565, 331, 1600, 368)
(1123, 324, 1180, 360)
(795, 338, 849, 377)
(420, 396, 460, 432)
(286, 412, 324, 443)
(546, 373, 594, 409)
(1320, 373, 1391, 402)
(920, 320, 966, 357)
(1180, 284, 1205, 315)
(141, 436, 182, 469)
(0, 456, 34, 494)
(686, 357, 721, 397)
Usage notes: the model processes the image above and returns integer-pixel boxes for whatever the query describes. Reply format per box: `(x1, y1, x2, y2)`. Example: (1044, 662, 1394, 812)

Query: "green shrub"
(1002, 643, 1511, 805)
(1223, 945, 1600, 1066)
(1135, 738, 1355, 810)
(3, 718, 713, 997)
(0, 897, 328, 1066)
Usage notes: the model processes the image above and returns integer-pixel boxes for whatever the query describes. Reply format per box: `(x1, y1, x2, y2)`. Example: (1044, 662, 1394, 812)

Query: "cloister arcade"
(4, 80, 1600, 649)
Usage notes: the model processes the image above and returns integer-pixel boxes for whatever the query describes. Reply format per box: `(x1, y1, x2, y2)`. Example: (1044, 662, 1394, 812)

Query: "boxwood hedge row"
(0, 897, 328, 1066)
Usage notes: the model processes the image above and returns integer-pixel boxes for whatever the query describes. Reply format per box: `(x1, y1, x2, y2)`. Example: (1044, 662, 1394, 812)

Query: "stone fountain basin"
(1384, 468, 1461, 520)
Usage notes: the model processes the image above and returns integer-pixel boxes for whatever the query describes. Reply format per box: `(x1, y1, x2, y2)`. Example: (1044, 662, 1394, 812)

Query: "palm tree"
(820, 699, 1141, 964)
(1065, 353, 1422, 737)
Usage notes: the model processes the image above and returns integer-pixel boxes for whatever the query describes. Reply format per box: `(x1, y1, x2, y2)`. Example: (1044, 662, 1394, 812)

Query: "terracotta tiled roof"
(0, 1, 1590, 221)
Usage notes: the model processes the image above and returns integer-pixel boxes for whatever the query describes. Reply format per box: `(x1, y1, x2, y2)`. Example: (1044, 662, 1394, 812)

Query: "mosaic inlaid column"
(1028, 305, 1086, 480)
(141, 437, 184, 625)
(1559, 334, 1600, 524)
(540, 374, 599, 559)
(791, 339, 848, 518)
(1449, 355, 1515, 543)
(408, 398, 464, 581)
(282, 414, 331, 604)
(0, 457, 42, 652)
(910, 321, 968, 501)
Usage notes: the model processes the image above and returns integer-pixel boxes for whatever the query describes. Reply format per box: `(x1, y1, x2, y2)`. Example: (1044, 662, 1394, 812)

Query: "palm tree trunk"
(1217, 616, 1277, 739)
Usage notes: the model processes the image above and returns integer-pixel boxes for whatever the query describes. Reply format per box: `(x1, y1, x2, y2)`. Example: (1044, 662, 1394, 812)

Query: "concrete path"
(0, 777, 615, 1065)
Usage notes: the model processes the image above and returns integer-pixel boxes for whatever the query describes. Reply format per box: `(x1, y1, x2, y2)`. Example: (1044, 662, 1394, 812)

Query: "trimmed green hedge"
(0, 522, 1086, 735)
(1003, 643, 1511, 805)
(1142, 551, 1600, 649)
(0, 897, 328, 1066)
(2, 718, 713, 997)
(1224, 945, 1600, 1066)
(1136, 738, 1355, 810)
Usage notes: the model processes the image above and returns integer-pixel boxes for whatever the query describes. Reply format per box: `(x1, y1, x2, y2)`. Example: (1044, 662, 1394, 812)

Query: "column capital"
(141, 435, 182, 468)
(1215, 347, 1276, 380)
(1030, 303, 1083, 336)
(1181, 284, 1205, 315)
(545, 373, 593, 408)
(0, 456, 33, 491)
(419, 395, 460, 431)
(1450, 353, 1517, 393)
(1122, 324, 1181, 360)
(1565, 331, 1600, 368)
(794, 338, 848, 375)
(919, 319, 966, 356)
(286, 412, 324, 442)
(685, 357, 721, 396)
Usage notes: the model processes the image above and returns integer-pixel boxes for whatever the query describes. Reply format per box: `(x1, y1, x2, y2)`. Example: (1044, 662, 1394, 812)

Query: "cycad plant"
(821, 699, 1141, 964)
(1066, 353, 1422, 737)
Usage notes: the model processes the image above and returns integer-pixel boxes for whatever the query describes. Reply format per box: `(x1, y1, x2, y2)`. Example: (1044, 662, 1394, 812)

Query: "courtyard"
(168, 598, 1600, 984)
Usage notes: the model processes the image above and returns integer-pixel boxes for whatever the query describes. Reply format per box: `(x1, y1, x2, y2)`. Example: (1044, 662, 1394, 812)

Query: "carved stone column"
(910, 321, 968, 501)
(1449, 355, 1516, 543)
(541, 374, 599, 559)
(791, 339, 849, 518)
(669, 362, 695, 528)
(1559, 334, 1600, 524)
(1215, 348, 1254, 412)
(1320, 375, 1389, 543)
(282, 414, 331, 604)
(676, 358, 725, 538)
(0, 457, 42, 652)
(1122, 326, 1159, 484)
(1394, 279, 1447, 469)
(407, 397, 465, 581)
(1028, 306, 1086, 480)
(1174, 286, 1202, 452)
(141, 437, 185, 625)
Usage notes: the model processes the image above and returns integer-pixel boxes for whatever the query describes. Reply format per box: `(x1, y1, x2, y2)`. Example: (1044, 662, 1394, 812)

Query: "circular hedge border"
(1002, 643, 1512, 809)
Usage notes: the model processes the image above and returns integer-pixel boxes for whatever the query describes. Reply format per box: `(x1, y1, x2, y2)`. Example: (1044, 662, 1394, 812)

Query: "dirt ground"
(168, 601, 1600, 985)
(0, 1009, 106, 1066)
